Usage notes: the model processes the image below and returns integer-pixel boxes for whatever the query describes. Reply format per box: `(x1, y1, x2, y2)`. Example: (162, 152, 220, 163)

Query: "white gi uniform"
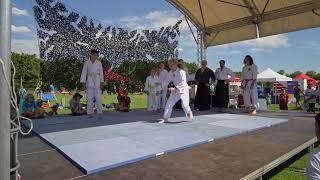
(158, 69, 169, 109)
(306, 88, 317, 104)
(241, 64, 258, 108)
(215, 67, 234, 81)
(80, 59, 104, 114)
(145, 76, 161, 111)
(163, 68, 192, 119)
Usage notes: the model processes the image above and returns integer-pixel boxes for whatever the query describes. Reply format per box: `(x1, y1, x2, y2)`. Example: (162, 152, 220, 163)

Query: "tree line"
(11, 52, 198, 93)
(12, 52, 317, 92)
(277, 70, 320, 80)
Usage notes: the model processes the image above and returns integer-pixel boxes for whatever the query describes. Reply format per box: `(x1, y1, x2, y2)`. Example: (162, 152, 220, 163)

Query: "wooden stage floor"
(17, 111, 316, 180)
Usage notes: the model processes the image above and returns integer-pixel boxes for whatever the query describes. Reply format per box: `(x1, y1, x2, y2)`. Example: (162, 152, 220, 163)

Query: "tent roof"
(293, 73, 316, 81)
(168, 0, 320, 47)
(257, 68, 292, 82)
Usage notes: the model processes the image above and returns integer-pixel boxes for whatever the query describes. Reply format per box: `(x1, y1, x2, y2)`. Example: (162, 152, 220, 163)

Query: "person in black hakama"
(215, 60, 234, 112)
(194, 60, 216, 111)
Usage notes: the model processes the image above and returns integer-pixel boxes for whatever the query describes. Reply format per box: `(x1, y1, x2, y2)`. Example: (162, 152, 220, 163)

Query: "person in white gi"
(145, 68, 161, 112)
(305, 85, 317, 113)
(307, 113, 320, 179)
(158, 63, 169, 109)
(240, 55, 258, 115)
(80, 50, 104, 115)
(158, 59, 193, 123)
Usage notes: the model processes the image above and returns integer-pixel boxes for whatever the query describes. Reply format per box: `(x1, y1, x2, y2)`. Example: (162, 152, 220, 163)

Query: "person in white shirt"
(307, 113, 320, 179)
(158, 63, 169, 109)
(215, 60, 234, 111)
(240, 55, 258, 115)
(80, 50, 104, 115)
(145, 68, 161, 113)
(306, 85, 317, 113)
(158, 59, 193, 123)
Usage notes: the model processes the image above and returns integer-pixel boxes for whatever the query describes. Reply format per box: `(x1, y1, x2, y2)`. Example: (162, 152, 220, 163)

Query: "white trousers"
(243, 81, 258, 108)
(158, 88, 167, 109)
(147, 93, 159, 111)
(87, 87, 103, 114)
(163, 91, 191, 119)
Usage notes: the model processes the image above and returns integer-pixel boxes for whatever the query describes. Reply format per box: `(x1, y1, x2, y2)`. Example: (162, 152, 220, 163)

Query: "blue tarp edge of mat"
(88, 154, 156, 174)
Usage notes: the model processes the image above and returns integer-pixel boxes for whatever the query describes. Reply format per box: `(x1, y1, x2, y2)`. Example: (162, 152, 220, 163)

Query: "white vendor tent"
(257, 68, 292, 82)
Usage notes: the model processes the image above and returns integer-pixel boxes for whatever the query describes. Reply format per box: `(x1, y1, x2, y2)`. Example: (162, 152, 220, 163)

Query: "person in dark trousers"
(294, 85, 304, 109)
(215, 60, 234, 112)
(194, 60, 215, 111)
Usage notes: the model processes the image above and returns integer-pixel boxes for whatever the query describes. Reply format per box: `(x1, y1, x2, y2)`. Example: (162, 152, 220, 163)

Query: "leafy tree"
(184, 62, 198, 74)
(277, 70, 285, 75)
(288, 71, 302, 78)
(314, 73, 320, 80)
(41, 59, 83, 90)
(306, 71, 317, 79)
(11, 52, 41, 89)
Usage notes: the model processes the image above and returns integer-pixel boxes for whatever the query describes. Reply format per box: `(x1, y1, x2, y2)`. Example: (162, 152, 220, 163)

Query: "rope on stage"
(0, 58, 33, 135)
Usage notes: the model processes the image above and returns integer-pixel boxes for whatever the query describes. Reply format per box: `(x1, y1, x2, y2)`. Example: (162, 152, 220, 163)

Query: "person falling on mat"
(80, 49, 104, 117)
(158, 59, 193, 123)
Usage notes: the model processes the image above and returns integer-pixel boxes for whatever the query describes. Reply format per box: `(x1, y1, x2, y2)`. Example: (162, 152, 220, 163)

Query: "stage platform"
(18, 110, 316, 180)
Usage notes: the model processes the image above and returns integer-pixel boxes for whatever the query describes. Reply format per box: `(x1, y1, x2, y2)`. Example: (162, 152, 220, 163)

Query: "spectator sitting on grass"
(307, 113, 320, 179)
(115, 85, 131, 112)
(118, 92, 131, 112)
(22, 94, 45, 119)
(47, 104, 59, 116)
(69, 93, 86, 115)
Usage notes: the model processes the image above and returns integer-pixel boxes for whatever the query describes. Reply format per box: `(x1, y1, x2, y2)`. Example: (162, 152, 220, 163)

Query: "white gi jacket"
(159, 69, 169, 89)
(241, 64, 258, 83)
(144, 76, 161, 94)
(80, 60, 104, 88)
(165, 68, 189, 94)
(306, 88, 317, 103)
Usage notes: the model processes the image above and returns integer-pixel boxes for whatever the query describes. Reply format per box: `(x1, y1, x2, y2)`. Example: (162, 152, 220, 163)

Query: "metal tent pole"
(197, 30, 206, 67)
(0, 0, 11, 179)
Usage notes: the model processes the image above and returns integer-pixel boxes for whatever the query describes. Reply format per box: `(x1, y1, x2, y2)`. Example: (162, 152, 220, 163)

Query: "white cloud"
(238, 34, 290, 49)
(11, 38, 39, 56)
(177, 47, 184, 52)
(12, 7, 30, 16)
(211, 34, 290, 54)
(117, 10, 189, 31)
(11, 25, 32, 33)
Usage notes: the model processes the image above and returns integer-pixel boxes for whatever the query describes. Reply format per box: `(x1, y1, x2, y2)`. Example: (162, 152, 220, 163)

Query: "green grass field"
(50, 93, 147, 114)
(45, 93, 316, 179)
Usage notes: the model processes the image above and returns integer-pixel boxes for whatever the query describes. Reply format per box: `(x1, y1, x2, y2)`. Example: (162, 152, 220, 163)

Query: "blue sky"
(11, 0, 320, 73)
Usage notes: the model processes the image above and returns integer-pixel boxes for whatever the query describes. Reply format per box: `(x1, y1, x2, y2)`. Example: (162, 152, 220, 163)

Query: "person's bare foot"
(187, 112, 194, 121)
(250, 109, 257, 115)
(158, 118, 169, 123)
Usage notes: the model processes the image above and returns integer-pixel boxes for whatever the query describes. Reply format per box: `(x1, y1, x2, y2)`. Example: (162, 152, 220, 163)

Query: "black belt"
(243, 79, 254, 88)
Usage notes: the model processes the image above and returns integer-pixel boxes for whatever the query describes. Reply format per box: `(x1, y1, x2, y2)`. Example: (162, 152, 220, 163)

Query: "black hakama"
(215, 80, 229, 108)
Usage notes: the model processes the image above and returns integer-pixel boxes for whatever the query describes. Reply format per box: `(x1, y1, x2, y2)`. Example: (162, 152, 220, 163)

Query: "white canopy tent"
(257, 68, 292, 82)
(168, 0, 320, 47)
(167, 0, 320, 62)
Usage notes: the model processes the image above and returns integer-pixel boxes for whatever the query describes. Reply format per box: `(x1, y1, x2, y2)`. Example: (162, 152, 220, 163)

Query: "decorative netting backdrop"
(34, 0, 182, 66)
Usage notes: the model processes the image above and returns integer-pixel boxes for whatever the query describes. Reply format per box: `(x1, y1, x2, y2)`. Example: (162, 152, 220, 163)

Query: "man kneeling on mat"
(158, 59, 193, 123)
